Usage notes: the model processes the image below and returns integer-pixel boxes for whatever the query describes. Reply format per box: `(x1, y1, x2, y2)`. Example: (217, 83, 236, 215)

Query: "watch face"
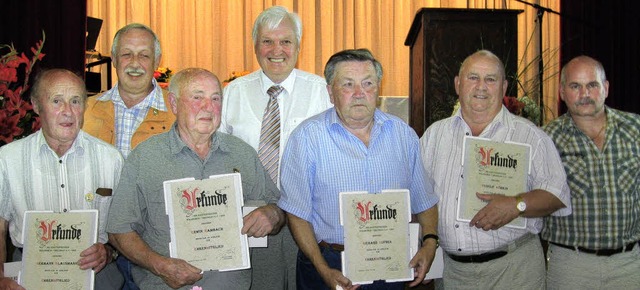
(517, 201, 527, 212)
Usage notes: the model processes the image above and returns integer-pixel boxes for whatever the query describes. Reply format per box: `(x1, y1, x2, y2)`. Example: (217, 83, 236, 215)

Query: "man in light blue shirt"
(278, 49, 439, 290)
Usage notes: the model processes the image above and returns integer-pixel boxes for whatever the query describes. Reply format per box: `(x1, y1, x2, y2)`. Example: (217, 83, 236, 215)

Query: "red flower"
(5, 53, 29, 68)
(0, 110, 24, 144)
(0, 64, 18, 83)
(1, 31, 45, 146)
(503, 96, 525, 116)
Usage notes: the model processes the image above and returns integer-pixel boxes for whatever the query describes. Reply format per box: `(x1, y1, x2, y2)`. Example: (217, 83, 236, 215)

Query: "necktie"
(258, 85, 284, 184)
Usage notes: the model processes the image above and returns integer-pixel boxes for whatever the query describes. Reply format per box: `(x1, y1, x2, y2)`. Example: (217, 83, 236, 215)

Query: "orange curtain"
(87, 0, 560, 123)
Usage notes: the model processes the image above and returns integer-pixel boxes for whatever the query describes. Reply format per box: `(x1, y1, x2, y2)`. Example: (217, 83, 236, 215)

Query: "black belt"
(319, 240, 344, 252)
(549, 241, 638, 256)
(448, 250, 507, 263)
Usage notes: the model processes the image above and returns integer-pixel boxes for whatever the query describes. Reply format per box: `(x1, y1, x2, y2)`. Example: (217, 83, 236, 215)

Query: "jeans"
(296, 246, 405, 290)
(116, 255, 140, 290)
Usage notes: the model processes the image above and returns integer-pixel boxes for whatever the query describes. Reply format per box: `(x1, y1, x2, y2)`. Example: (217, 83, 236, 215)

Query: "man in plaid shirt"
(542, 55, 640, 289)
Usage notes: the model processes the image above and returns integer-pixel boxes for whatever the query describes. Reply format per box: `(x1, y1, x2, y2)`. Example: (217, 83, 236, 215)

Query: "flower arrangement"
(503, 95, 540, 125)
(222, 70, 250, 86)
(506, 30, 560, 126)
(0, 32, 45, 146)
(154, 67, 172, 83)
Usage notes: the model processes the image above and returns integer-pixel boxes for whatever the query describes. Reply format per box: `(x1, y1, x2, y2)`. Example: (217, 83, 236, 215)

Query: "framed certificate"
(339, 189, 413, 284)
(163, 173, 250, 272)
(458, 136, 531, 228)
(20, 210, 98, 290)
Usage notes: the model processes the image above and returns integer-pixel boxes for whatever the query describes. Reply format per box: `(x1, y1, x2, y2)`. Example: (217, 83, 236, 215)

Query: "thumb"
(475, 192, 493, 201)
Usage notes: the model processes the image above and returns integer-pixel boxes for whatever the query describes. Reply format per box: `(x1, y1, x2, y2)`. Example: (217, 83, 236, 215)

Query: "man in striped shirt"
(0, 69, 124, 289)
(420, 50, 571, 290)
(542, 55, 640, 289)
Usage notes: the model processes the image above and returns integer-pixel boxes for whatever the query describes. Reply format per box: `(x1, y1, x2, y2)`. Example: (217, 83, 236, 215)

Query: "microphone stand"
(514, 0, 561, 125)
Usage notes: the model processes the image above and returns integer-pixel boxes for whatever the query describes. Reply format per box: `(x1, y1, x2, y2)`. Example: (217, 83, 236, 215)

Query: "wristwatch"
(515, 195, 527, 213)
(107, 244, 119, 262)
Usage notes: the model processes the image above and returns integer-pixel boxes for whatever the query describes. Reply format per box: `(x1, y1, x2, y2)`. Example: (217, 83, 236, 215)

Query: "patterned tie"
(258, 85, 284, 184)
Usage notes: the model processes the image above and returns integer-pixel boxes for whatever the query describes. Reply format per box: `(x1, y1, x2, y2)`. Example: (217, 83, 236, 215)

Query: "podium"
(85, 52, 112, 95)
(404, 8, 522, 137)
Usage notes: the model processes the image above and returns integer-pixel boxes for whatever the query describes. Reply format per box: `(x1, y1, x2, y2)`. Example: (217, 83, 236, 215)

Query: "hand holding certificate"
(19, 210, 98, 290)
(339, 189, 413, 285)
(458, 136, 531, 229)
(163, 173, 250, 272)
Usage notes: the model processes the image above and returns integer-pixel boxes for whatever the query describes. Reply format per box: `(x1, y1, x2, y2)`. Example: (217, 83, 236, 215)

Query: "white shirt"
(420, 106, 571, 254)
(221, 69, 332, 186)
(0, 130, 124, 246)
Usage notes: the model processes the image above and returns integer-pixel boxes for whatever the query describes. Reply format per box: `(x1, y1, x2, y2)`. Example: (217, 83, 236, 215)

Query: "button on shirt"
(420, 107, 571, 254)
(542, 107, 640, 249)
(0, 130, 124, 247)
(278, 108, 439, 244)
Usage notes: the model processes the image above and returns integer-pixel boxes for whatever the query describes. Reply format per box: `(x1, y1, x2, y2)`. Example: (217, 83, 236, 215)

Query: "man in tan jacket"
(83, 23, 175, 159)
(83, 23, 175, 290)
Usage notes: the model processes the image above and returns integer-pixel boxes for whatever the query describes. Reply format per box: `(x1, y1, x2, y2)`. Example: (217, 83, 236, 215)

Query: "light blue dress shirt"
(278, 108, 439, 244)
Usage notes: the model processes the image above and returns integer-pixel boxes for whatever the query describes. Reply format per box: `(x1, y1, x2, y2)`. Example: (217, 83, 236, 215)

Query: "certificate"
(163, 173, 249, 272)
(20, 210, 98, 290)
(458, 136, 531, 228)
(339, 189, 413, 284)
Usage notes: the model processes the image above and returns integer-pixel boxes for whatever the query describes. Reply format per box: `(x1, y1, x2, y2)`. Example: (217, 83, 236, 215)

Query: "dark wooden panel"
(405, 8, 522, 137)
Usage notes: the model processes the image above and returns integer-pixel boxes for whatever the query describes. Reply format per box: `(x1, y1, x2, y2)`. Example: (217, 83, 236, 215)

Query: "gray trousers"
(250, 225, 297, 290)
(442, 234, 546, 290)
(546, 243, 640, 290)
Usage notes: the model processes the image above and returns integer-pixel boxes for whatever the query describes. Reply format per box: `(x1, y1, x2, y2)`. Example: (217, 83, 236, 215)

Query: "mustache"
(576, 98, 596, 106)
(124, 67, 145, 74)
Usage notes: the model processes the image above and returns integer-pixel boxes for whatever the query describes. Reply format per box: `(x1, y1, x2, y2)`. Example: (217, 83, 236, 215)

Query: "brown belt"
(319, 240, 344, 252)
(549, 241, 639, 256)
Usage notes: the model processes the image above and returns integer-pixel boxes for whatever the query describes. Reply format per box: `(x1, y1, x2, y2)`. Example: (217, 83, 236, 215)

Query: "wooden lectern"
(405, 8, 522, 137)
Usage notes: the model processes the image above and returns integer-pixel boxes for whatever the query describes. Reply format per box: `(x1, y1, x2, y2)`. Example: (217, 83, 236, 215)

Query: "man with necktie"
(220, 5, 332, 290)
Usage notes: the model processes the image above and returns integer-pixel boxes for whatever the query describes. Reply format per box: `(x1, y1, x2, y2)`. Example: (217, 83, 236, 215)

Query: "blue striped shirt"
(278, 108, 438, 244)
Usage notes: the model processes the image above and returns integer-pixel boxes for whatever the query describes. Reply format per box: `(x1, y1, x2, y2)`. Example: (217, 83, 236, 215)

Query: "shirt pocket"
(147, 200, 171, 240)
(616, 156, 640, 196)
(562, 155, 589, 198)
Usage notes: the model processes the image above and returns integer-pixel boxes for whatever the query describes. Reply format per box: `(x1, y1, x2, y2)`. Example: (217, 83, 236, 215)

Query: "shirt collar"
(327, 107, 390, 132)
(36, 130, 85, 158)
(97, 78, 168, 111)
(562, 105, 616, 134)
(260, 69, 297, 96)
(168, 123, 228, 156)
(451, 105, 508, 135)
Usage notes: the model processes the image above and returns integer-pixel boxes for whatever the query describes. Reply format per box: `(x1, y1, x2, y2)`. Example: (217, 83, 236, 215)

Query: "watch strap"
(422, 233, 439, 248)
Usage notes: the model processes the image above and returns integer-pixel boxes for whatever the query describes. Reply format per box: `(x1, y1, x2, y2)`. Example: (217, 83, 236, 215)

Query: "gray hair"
(323, 48, 383, 85)
(111, 23, 162, 64)
(252, 6, 302, 46)
(560, 55, 607, 85)
(168, 68, 220, 99)
(459, 49, 506, 79)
